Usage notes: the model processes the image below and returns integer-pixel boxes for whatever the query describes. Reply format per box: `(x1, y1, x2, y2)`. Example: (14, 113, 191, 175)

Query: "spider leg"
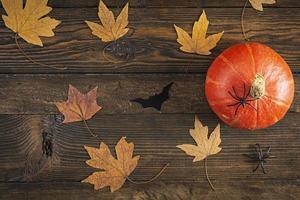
(262, 146, 272, 159)
(228, 91, 240, 101)
(246, 102, 257, 111)
(243, 83, 247, 99)
(235, 104, 242, 115)
(263, 155, 270, 160)
(253, 163, 260, 172)
(232, 86, 239, 99)
(260, 161, 267, 174)
(266, 146, 271, 154)
(245, 145, 261, 160)
(253, 143, 261, 172)
(227, 102, 241, 107)
(255, 143, 260, 151)
(256, 144, 265, 163)
(246, 84, 251, 98)
(243, 153, 257, 160)
(251, 144, 271, 174)
(255, 144, 263, 160)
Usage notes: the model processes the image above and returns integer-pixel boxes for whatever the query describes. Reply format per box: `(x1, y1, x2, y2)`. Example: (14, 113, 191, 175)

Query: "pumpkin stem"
(250, 74, 265, 99)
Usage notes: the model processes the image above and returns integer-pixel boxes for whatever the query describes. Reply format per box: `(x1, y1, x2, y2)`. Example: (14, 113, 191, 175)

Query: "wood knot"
(42, 131, 53, 157)
(103, 39, 136, 62)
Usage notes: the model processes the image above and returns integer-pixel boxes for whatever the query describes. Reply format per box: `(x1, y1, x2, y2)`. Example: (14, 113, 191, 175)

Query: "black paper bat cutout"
(131, 82, 174, 111)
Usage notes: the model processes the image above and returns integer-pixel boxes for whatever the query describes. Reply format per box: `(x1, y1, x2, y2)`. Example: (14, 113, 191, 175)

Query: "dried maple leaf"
(1, 0, 61, 46)
(177, 116, 221, 190)
(177, 116, 221, 161)
(85, 1, 129, 42)
(249, 0, 276, 11)
(82, 137, 140, 192)
(55, 84, 102, 124)
(174, 10, 223, 55)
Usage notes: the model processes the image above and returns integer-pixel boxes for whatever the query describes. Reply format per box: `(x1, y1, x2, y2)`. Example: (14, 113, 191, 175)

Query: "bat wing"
(130, 98, 149, 108)
(155, 81, 174, 103)
(130, 82, 173, 111)
(152, 103, 162, 111)
(162, 82, 174, 95)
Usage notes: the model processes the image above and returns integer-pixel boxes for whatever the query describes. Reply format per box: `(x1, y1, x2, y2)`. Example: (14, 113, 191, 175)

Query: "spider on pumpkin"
(227, 83, 257, 115)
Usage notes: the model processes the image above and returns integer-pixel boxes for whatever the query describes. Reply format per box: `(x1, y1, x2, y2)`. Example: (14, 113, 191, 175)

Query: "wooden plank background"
(0, 0, 299, 199)
(0, 7, 299, 73)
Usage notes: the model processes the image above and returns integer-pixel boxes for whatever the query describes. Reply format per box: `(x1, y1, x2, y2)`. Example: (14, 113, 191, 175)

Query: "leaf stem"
(126, 163, 169, 185)
(204, 158, 215, 191)
(77, 106, 99, 138)
(69, 106, 99, 138)
(241, 0, 250, 41)
(82, 118, 98, 138)
(14, 33, 67, 70)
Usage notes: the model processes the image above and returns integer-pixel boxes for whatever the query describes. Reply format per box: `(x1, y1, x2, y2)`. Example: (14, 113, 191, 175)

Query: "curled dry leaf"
(249, 0, 276, 11)
(177, 116, 221, 190)
(174, 10, 223, 55)
(82, 137, 140, 192)
(55, 84, 102, 124)
(1, 0, 61, 46)
(85, 0, 129, 42)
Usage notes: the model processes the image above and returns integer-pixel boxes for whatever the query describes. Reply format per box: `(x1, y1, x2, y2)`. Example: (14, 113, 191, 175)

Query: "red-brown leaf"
(55, 84, 102, 123)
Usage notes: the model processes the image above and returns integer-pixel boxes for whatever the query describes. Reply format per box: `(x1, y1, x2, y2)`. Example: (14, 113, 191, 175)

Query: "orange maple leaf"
(55, 84, 102, 123)
(82, 137, 140, 192)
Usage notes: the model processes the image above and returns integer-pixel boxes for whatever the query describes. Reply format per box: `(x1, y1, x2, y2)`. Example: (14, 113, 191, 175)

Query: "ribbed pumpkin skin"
(205, 43, 294, 130)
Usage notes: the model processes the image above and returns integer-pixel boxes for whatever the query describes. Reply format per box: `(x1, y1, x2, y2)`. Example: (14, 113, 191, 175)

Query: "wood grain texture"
(0, 113, 299, 183)
(0, 115, 58, 183)
(0, 8, 299, 73)
(0, 74, 299, 114)
(44, 0, 300, 8)
(0, 2, 299, 199)
(0, 181, 299, 200)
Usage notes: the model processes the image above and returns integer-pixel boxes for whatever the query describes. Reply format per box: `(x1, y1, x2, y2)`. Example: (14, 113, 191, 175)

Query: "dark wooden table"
(0, 0, 299, 199)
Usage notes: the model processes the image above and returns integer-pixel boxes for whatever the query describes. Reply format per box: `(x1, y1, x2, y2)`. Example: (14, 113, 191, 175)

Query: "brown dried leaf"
(174, 10, 223, 55)
(85, 0, 129, 42)
(1, 0, 61, 46)
(249, 0, 276, 11)
(55, 84, 102, 123)
(82, 137, 140, 192)
(177, 116, 221, 161)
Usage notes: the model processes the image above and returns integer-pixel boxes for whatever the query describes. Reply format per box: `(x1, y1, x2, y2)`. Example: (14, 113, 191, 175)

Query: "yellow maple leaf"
(249, 0, 276, 11)
(1, 0, 61, 46)
(177, 116, 221, 190)
(174, 10, 223, 55)
(82, 137, 140, 192)
(85, 0, 129, 42)
(177, 116, 221, 161)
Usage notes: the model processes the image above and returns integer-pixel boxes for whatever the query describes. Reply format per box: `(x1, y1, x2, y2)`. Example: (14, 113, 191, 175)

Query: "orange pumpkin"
(205, 42, 294, 130)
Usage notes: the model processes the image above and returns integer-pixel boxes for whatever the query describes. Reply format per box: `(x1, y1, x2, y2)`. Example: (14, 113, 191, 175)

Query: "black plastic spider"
(245, 143, 274, 174)
(227, 83, 257, 115)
